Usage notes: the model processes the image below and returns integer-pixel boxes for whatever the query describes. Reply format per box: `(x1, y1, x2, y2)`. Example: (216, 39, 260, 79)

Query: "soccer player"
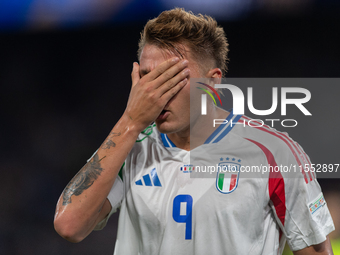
(54, 8, 335, 255)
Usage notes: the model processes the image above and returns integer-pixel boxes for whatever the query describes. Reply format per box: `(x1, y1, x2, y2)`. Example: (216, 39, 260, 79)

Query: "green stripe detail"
(197, 87, 217, 105)
(118, 162, 125, 181)
(218, 173, 224, 190)
(136, 123, 156, 142)
(136, 135, 149, 143)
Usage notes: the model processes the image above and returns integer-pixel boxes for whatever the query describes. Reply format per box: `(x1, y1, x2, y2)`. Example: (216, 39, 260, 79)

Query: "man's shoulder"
(227, 115, 313, 171)
(232, 115, 298, 150)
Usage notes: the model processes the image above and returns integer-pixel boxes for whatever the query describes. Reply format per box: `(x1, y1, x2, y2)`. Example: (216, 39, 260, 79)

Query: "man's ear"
(208, 68, 222, 78)
(207, 68, 222, 83)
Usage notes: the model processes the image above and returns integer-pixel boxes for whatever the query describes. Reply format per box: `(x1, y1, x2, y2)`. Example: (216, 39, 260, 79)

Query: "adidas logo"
(135, 168, 162, 187)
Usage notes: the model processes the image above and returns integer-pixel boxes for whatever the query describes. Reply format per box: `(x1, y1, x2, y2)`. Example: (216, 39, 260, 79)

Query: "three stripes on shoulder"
(135, 168, 162, 187)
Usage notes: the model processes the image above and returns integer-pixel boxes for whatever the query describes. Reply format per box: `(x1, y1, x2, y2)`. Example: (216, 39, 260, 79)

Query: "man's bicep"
(293, 236, 333, 255)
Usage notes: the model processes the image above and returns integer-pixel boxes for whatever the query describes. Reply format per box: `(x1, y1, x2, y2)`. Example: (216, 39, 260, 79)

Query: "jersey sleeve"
(94, 173, 124, 230)
(269, 144, 335, 251)
(85, 151, 125, 230)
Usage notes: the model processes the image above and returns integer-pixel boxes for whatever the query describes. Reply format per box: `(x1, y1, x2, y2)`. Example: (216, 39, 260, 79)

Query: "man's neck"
(167, 107, 230, 151)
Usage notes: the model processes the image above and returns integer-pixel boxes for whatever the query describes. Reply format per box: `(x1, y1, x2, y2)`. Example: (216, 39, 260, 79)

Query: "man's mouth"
(157, 109, 169, 120)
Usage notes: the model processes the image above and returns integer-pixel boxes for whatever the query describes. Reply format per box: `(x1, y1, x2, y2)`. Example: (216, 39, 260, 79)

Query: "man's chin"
(155, 120, 177, 134)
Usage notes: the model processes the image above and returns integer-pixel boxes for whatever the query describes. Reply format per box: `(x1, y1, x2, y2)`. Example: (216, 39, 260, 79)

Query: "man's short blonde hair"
(138, 8, 229, 76)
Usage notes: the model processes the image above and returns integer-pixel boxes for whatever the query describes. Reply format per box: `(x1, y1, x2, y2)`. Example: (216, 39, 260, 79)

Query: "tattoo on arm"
(62, 154, 105, 205)
(109, 131, 121, 137)
(101, 132, 121, 150)
(102, 140, 115, 149)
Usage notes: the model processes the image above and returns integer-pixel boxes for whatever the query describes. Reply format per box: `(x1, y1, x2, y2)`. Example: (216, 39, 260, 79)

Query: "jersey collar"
(161, 132, 177, 148)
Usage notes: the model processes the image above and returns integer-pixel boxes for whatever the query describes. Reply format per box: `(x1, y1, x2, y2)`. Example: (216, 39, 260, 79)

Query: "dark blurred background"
(0, 0, 339, 254)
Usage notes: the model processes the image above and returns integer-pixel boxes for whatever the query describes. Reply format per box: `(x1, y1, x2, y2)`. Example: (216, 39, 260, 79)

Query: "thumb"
(131, 62, 140, 87)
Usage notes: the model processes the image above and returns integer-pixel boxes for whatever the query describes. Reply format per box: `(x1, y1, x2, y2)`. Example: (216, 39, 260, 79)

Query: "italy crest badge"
(216, 158, 241, 194)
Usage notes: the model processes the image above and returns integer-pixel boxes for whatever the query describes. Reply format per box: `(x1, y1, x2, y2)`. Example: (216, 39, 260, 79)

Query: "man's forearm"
(54, 114, 141, 242)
